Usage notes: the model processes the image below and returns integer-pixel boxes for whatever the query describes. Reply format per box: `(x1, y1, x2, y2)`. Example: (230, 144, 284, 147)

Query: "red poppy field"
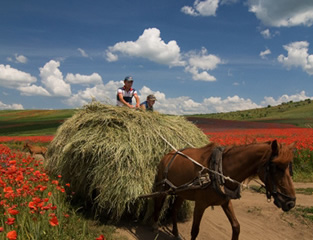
(0, 144, 107, 240)
(1, 117, 313, 239)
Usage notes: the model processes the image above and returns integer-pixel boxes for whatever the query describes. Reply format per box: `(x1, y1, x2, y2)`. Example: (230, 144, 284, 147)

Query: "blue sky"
(1, 0, 313, 114)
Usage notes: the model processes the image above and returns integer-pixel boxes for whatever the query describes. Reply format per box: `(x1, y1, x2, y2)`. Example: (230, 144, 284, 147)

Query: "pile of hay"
(45, 102, 209, 221)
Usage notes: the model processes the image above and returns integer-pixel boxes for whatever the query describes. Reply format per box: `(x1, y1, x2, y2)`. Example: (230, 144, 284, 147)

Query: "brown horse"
(152, 140, 296, 240)
(23, 142, 47, 157)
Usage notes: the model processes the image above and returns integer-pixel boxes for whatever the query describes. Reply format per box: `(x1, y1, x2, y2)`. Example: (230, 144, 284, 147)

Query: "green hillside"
(0, 109, 76, 136)
(188, 99, 313, 127)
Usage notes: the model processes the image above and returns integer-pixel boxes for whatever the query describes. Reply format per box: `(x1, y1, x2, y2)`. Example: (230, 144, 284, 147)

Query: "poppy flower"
(5, 218, 15, 225)
(8, 208, 19, 215)
(49, 215, 59, 226)
(6, 230, 17, 240)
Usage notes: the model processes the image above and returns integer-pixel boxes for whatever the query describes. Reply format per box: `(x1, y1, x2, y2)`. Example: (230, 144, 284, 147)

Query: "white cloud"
(64, 80, 261, 114)
(0, 64, 37, 88)
(181, 0, 219, 17)
(18, 85, 50, 96)
(77, 48, 88, 57)
(277, 41, 313, 75)
(248, 0, 313, 27)
(106, 28, 185, 67)
(39, 60, 72, 97)
(64, 80, 121, 107)
(65, 73, 102, 85)
(260, 29, 271, 39)
(185, 47, 223, 81)
(260, 48, 271, 59)
(106, 28, 222, 82)
(203, 95, 260, 113)
(105, 51, 118, 62)
(185, 66, 217, 81)
(261, 91, 312, 106)
(15, 54, 28, 64)
(0, 101, 24, 110)
(7, 54, 28, 63)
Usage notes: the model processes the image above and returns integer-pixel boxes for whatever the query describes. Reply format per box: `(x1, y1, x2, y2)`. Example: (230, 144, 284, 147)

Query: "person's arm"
(134, 94, 140, 108)
(118, 93, 133, 108)
(140, 102, 146, 110)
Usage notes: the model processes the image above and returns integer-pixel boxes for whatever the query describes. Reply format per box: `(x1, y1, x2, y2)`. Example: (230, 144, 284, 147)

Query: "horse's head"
(23, 143, 28, 150)
(258, 140, 296, 212)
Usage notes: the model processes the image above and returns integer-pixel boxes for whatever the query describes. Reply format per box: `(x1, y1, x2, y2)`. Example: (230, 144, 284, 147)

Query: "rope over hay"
(45, 102, 209, 221)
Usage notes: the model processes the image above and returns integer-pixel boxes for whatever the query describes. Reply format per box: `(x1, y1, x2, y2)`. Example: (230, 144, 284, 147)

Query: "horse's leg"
(190, 201, 206, 240)
(152, 194, 166, 230)
(221, 200, 240, 240)
(171, 196, 184, 237)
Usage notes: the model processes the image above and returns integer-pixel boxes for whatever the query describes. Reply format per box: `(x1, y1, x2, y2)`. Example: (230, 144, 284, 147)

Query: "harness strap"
(163, 149, 186, 179)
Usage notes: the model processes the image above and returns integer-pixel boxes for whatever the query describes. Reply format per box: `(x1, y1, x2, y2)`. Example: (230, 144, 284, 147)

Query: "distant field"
(0, 109, 76, 136)
(1, 99, 312, 136)
(188, 99, 313, 128)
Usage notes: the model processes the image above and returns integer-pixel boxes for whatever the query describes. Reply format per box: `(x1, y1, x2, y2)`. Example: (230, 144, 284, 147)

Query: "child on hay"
(140, 94, 157, 111)
(116, 76, 140, 108)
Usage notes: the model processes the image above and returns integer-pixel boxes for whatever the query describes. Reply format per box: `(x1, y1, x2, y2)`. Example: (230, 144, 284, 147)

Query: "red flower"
(49, 215, 59, 226)
(96, 235, 106, 240)
(5, 218, 15, 225)
(8, 208, 19, 215)
(3, 187, 13, 193)
(0, 227, 4, 232)
(6, 230, 17, 240)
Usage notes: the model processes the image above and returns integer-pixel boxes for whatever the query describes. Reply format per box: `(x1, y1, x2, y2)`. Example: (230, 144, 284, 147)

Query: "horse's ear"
(271, 139, 278, 156)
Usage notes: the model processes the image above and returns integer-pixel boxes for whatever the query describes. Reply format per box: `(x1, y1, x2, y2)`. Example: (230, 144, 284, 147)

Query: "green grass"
(188, 99, 313, 127)
(0, 109, 76, 136)
(292, 206, 313, 222)
(296, 188, 313, 195)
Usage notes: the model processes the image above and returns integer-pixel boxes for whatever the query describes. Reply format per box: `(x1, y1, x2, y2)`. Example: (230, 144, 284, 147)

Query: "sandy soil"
(115, 182, 313, 240)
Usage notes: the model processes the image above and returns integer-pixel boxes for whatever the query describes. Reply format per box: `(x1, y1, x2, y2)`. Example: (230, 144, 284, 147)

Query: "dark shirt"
(140, 101, 153, 111)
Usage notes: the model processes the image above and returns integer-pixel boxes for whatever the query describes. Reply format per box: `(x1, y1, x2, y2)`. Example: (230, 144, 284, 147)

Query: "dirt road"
(115, 182, 313, 240)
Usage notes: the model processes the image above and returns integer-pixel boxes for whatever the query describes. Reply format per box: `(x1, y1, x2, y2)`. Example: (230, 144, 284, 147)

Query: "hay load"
(45, 102, 209, 221)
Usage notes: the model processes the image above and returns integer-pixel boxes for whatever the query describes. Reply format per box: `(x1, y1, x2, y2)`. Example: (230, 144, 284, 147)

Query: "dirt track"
(115, 182, 313, 240)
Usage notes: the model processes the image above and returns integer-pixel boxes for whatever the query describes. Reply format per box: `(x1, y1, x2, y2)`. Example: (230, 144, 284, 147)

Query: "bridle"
(264, 155, 296, 203)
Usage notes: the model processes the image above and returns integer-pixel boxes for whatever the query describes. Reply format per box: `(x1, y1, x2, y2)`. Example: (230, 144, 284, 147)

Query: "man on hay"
(117, 76, 140, 108)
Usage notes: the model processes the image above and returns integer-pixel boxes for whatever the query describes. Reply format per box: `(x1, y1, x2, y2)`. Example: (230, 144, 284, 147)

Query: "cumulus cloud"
(185, 47, 223, 81)
(106, 28, 185, 67)
(106, 28, 222, 81)
(39, 60, 72, 97)
(106, 51, 118, 62)
(181, 0, 219, 17)
(65, 73, 102, 85)
(260, 48, 271, 59)
(18, 85, 50, 96)
(139, 86, 260, 114)
(0, 64, 37, 88)
(0, 101, 24, 110)
(261, 91, 312, 106)
(64, 80, 121, 107)
(277, 41, 313, 75)
(248, 0, 313, 27)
